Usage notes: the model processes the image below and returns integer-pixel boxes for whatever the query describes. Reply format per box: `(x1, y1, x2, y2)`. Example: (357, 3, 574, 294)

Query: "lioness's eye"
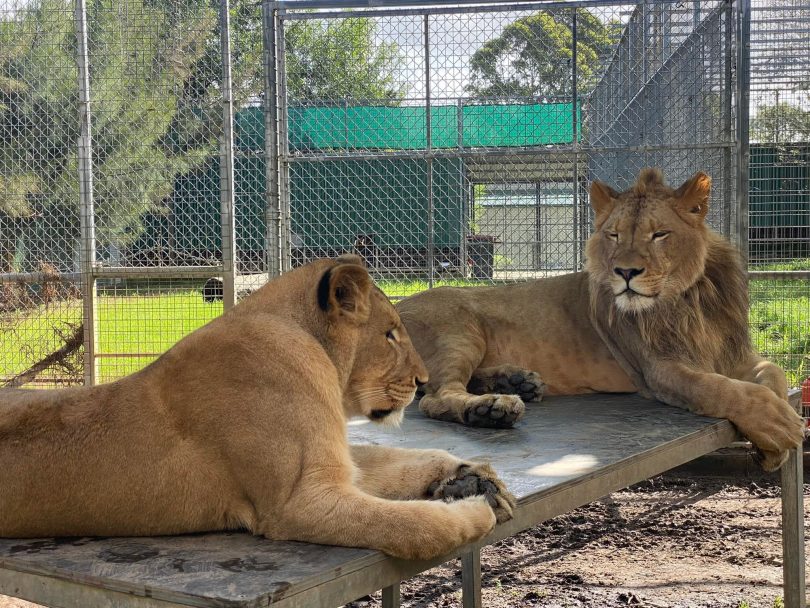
(386, 329, 397, 342)
(653, 231, 670, 241)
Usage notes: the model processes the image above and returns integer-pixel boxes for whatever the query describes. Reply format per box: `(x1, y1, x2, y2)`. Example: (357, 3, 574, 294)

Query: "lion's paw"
(470, 368, 546, 403)
(753, 448, 791, 472)
(498, 370, 546, 403)
(462, 394, 525, 428)
(737, 388, 804, 471)
(429, 463, 516, 523)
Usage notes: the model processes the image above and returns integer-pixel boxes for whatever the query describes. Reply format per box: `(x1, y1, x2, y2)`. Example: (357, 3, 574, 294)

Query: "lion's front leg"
(646, 361, 803, 471)
(350, 444, 515, 523)
(421, 383, 526, 429)
(734, 356, 789, 400)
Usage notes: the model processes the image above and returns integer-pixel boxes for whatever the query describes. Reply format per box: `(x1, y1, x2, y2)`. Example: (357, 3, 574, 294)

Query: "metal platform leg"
(781, 444, 805, 608)
(382, 583, 400, 608)
(461, 549, 482, 608)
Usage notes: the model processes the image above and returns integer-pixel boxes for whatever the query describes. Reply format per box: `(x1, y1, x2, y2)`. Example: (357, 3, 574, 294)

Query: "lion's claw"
(430, 464, 516, 523)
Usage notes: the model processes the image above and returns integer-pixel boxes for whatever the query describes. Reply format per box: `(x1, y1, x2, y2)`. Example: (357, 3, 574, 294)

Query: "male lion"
(397, 169, 804, 471)
(0, 255, 514, 560)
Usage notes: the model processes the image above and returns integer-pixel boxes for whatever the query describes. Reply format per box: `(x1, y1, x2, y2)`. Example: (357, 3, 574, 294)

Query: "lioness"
(397, 169, 804, 471)
(0, 255, 515, 560)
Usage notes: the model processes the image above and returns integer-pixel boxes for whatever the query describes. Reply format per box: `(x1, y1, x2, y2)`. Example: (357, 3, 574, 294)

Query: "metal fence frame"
(4, 0, 809, 388)
(265, 0, 743, 286)
(1, 0, 238, 385)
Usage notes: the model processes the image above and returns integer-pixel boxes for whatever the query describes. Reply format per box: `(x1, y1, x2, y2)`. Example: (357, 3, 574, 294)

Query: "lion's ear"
(335, 253, 366, 267)
(673, 172, 711, 221)
(590, 181, 618, 219)
(317, 262, 372, 323)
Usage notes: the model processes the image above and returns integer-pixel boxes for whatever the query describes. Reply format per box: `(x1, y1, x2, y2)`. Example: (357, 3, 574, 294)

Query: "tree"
(751, 101, 810, 143)
(467, 9, 616, 100)
(185, 4, 405, 105)
(284, 18, 404, 102)
(0, 0, 217, 271)
(0, 1, 404, 273)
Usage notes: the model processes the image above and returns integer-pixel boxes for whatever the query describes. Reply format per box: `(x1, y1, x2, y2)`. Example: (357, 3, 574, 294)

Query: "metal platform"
(0, 394, 804, 608)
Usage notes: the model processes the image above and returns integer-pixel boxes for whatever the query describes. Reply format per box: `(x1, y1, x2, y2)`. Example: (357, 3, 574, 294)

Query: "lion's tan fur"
(0, 256, 514, 559)
(398, 169, 803, 471)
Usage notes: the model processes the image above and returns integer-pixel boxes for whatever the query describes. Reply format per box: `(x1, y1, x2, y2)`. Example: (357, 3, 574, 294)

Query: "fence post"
(735, 0, 751, 263)
(276, 14, 292, 272)
(74, 0, 98, 386)
(219, 0, 237, 309)
(722, 0, 734, 239)
(457, 98, 466, 275)
(424, 14, 434, 287)
(262, 1, 282, 278)
(571, 8, 579, 272)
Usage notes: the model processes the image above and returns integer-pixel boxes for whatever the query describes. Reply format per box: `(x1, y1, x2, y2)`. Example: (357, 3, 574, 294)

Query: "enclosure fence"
(0, 0, 808, 388)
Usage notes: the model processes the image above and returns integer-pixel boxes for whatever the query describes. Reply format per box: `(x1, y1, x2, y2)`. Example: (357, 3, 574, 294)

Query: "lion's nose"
(614, 267, 644, 282)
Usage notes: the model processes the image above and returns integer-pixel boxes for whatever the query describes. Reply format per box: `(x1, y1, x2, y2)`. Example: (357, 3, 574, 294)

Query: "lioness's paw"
(463, 394, 524, 428)
(429, 463, 516, 523)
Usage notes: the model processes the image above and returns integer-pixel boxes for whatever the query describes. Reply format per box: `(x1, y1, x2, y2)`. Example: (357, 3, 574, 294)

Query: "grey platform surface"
(0, 394, 736, 608)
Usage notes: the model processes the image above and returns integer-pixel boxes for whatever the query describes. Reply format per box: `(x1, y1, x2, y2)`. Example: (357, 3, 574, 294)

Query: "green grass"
(377, 278, 484, 300)
(752, 259, 810, 271)
(749, 277, 810, 386)
(1, 273, 808, 386)
(0, 291, 220, 383)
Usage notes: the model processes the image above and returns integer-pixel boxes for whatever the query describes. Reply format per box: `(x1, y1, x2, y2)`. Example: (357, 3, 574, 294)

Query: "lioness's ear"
(673, 172, 711, 221)
(317, 263, 371, 323)
(590, 181, 618, 219)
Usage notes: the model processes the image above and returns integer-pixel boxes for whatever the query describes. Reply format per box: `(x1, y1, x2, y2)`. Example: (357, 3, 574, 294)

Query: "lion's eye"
(652, 231, 670, 241)
(386, 329, 397, 343)
(605, 232, 619, 242)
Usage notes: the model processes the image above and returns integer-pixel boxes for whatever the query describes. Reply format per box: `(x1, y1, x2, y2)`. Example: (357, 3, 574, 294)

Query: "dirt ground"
(1, 468, 807, 608)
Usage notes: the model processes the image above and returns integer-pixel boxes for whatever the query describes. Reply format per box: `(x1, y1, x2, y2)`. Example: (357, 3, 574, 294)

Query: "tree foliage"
(0, 0, 215, 249)
(188, 4, 405, 105)
(752, 101, 810, 143)
(284, 18, 404, 102)
(467, 9, 616, 100)
(0, 0, 403, 272)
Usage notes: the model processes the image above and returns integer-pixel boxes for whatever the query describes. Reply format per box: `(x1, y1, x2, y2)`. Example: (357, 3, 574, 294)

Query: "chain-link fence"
(746, 0, 810, 387)
(273, 0, 738, 294)
(1, 0, 807, 389)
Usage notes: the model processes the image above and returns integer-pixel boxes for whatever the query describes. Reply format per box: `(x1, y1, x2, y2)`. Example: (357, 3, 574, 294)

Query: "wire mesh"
(1, 0, 84, 386)
(0, 0, 231, 387)
(276, 1, 737, 296)
(747, 0, 810, 386)
(1, 0, 807, 389)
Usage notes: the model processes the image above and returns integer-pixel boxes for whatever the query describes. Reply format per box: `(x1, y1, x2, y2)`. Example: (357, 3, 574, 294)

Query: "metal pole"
(381, 584, 401, 608)
(735, 0, 751, 263)
(424, 14, 434, 287)
(457, 98, 466, 276)
(219, 0, 237, 309)
(641, 2, 648, 166)
(74, 0, 97, 386)
(461, 549, 482, 608)
(277, 13, 292, 272)
(722, 0, 733, 239)
(781, 440, 806, 608)
(571, 8, 579, 272)
(262, 1, 282, 278)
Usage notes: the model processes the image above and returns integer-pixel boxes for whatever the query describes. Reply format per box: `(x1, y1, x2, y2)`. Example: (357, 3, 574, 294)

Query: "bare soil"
(2, 470, 807, 608)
